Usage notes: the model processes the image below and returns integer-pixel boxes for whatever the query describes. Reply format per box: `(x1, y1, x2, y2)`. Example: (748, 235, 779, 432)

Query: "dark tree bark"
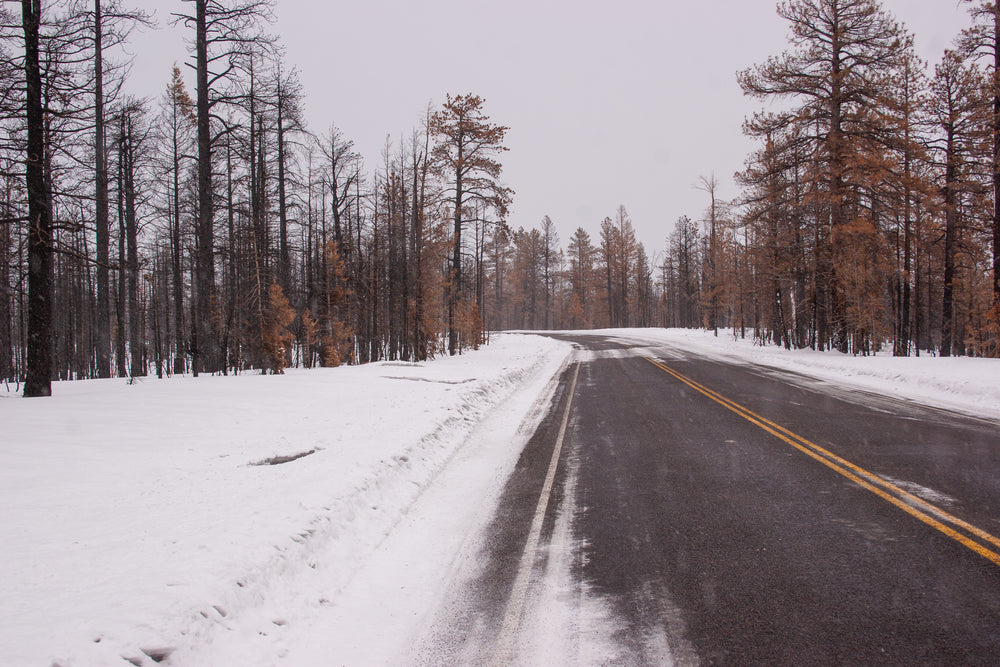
(172, 0, 274, 375)
(120, 107, 144, 376)
(932, 51, 984, 357)
(697, 174, 720, 336)
(22, 0, 53, 397)
(0, 198, 11, 382)
(115, 137, 127, 378)
(93, 0, 111, 378)
(193, 0, 216, 375)
(409, 120, 431, 361)
(165, 66, 192, 375)
(273, 68, 300, 295)
(961, 0, 1000, 321)
(275, 85, 289, 292)
(994, 6, 1000, 319)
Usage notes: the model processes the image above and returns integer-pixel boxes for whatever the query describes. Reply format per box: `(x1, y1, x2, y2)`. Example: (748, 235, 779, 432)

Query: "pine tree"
(960, 0, 1000, 328)
(263, 283, 294, 373)
(429, 93, 511, 354)
(930, 51, 988, 357)
(739, 0, 909, 351)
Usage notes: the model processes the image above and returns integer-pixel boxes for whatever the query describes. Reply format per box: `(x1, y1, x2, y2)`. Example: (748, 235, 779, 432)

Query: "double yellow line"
(643, 356, 1000, 568)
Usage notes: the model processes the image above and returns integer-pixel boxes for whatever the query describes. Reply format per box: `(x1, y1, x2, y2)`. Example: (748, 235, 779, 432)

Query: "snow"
(2, 327, 997, 666)
(0, 333, 571, 667)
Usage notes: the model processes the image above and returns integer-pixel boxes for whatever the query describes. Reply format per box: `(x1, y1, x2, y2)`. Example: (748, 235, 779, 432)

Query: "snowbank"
(601, 328, 1000, 420)
(0, 334, 571, 667)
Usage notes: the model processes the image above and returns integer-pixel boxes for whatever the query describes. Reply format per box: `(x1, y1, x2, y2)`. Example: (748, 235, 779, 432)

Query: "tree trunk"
(448, 131, 464, 356)
(122, 115, 144, 377)
(116, 157, 127, 377)
(171, 101, 185, 375)
(828, 8, 849, 353)
(93, 0, 111, 378)
(993, 5, 1000, 319)
(22, 0, 53, 397)
(194, 0, 217, 374)
(897, 150, 913, 357)
(941, 129, 958, 358)
(276, 90, 290, 294)
(225, 135, 237, 372)
(0, 198, 11, 381)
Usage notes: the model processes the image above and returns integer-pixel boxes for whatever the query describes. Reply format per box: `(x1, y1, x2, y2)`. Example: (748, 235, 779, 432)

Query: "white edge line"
(489, 362, 581, 667)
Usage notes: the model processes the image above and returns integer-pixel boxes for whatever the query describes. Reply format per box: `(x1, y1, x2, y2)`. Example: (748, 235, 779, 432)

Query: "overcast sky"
(124, 0, 970, 253)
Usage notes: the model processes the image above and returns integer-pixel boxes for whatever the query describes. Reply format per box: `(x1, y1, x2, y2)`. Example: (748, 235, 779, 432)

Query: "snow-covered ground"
(0, 334, 571, 667)
(2, 328, 997, 667)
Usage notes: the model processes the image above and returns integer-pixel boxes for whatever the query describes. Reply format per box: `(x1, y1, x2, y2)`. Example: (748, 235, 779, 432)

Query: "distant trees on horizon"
(2, 0, 998, 396)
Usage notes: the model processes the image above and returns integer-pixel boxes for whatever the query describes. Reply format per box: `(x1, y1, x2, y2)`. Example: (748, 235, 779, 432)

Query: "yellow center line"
(642, 355, 1000, 569)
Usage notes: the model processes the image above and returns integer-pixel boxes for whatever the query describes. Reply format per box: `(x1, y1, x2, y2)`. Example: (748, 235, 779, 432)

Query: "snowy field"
(2, 328, 998, 666)
(0, 334, 572, 666)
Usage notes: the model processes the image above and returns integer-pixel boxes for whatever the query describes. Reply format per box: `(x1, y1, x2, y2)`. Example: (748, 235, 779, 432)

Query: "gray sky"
(125, 0, 970, 254)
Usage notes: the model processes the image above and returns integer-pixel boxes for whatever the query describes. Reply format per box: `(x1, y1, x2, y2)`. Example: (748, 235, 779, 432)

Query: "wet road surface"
(415, 334, 1000, 666)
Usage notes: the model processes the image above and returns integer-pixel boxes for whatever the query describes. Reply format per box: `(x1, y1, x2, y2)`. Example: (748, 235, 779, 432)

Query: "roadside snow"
(0, 333, 571, 667)
(599, 328, 1000, 421)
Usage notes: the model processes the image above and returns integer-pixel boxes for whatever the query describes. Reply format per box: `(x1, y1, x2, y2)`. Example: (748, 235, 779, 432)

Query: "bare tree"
(696, 173, 722, 335)
(155, 65, 196, 374)
(21, 0, 52, 397)
(86, 0, 149, 378)
(172, 0, 274, 375)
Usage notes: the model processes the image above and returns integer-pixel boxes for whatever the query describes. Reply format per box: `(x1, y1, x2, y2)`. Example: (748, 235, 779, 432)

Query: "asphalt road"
(416, 333, 1000, 666)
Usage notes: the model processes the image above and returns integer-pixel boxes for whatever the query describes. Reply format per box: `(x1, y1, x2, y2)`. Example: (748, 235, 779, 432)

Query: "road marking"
(490, 362, 580, 667)
(643, 356, 1000, 569)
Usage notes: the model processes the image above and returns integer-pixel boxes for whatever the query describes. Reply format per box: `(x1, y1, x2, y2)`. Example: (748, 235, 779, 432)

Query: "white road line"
(489, 362, 580, 667)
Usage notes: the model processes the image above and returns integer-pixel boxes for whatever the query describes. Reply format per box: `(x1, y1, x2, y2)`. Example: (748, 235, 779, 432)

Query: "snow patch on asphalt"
(877, 475, 959, 507)
(517, 448, 627, 666)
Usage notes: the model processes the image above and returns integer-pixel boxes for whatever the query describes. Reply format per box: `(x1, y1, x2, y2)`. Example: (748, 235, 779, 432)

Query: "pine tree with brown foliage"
(429, 93, 512, 355)
(263, 283, 294, 374)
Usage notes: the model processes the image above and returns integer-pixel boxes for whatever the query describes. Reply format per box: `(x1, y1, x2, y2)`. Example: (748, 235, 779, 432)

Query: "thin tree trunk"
(942, 128, 958, 358)
(993, 5, 1000, 319)
(898, 155, 913, 357)
(276, 89, 290, 293)
(449, 132, 464, 356)
(123, 115, 143, 377)
(94, 0, 111, 378)
(116, 155, 127, 377)
(194, 0, 216, 374)
(171, 104, 185, 375)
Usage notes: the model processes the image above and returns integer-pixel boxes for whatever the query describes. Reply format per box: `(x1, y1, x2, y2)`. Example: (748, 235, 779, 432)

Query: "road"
(413, 333, 1000, 666)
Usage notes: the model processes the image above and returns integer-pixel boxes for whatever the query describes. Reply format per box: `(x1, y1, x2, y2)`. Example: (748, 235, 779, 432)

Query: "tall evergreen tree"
(429, 93, 511, 355)
(739, 0, 909, 351)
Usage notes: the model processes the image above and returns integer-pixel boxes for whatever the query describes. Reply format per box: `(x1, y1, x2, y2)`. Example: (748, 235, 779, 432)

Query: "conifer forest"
(2, 0, 999, 397)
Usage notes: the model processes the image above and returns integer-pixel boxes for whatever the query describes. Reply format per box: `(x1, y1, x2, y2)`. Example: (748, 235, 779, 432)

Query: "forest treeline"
(2, 0, 999, 396)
